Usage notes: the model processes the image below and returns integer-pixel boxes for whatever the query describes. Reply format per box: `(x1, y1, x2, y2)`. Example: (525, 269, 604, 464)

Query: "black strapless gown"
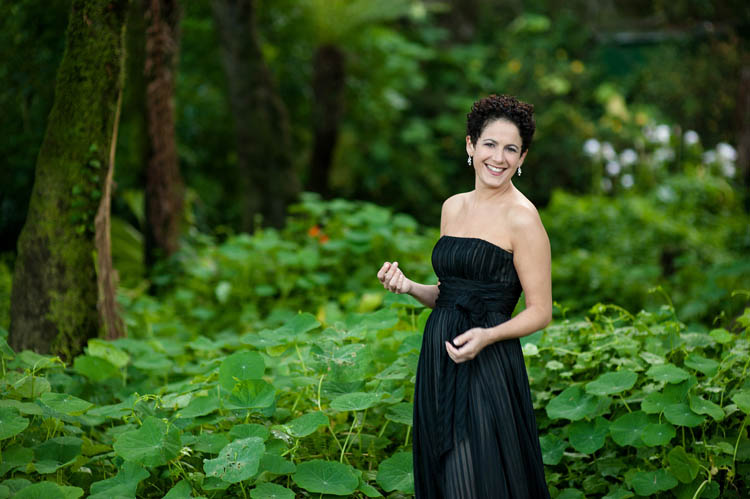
(413, 236, 549, 498)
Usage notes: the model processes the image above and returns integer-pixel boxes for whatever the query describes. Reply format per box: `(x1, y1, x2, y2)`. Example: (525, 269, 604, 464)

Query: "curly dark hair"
(466, 94, 535, 153)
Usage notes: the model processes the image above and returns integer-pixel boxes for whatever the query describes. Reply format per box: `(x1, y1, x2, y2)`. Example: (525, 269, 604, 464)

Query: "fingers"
(445, 329, 484, 363)
(377, 262, 392, 282)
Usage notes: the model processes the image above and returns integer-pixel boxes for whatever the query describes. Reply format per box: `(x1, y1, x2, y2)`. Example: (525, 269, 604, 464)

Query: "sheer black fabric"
(413, 236, 550, 498)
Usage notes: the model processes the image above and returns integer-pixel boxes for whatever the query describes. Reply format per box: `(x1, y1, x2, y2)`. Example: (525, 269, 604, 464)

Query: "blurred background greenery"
(1, 0, 748, 328)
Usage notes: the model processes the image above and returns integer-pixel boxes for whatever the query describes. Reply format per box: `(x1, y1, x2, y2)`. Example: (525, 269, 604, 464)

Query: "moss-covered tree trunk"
(144, 0, 184, 264)
(212, 0, 299, 231)
(9, 0, 129, 357)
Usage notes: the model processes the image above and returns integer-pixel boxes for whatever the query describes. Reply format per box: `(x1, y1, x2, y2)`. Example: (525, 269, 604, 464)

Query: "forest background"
(1, 0, 750, 498)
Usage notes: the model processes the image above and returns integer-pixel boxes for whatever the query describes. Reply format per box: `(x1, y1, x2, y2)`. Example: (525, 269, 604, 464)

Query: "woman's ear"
(518, 149, 528, 166)
(465, 135, 475, 157)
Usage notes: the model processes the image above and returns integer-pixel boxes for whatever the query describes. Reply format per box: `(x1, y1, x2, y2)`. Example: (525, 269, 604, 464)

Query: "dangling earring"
(517, 166, 522, 176)
(467, 156, 472, 166)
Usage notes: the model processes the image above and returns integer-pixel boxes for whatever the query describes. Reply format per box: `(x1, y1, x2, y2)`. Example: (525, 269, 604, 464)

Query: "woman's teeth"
(486, 164, 504, 173)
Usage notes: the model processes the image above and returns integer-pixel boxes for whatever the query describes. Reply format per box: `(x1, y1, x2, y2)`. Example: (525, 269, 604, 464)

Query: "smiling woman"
(377, 94, 551, 498)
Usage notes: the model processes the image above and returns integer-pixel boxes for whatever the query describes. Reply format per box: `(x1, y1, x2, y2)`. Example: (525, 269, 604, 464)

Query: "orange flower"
(308, 225, 321, 237)
(319, 234, 330, 244)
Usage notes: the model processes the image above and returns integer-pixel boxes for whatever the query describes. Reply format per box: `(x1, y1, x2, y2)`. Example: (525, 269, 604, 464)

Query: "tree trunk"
(144, 0, 184, 264)
(737, 62, 750, 212)
(212, 0, 299, 231)
(9, 0, 129, 357)
(307, 44, 345, 197)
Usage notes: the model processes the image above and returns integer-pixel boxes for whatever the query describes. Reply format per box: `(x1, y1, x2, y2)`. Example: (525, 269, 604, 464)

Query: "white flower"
(606, 160, 621, 176)
(655, 124, 671, 144)
(657, 185, 676, 202)
(702, 150, 717, 164)
(583, 138, 600, 156)
(601, 178, 613, 192)
(716, 142, 737, 162)
(620, 148, 637, 166)
(601, 142, 616, 161)
(621, 173, 634, 189)
(721, 163, 736, 178)
(653, 148, 675, 164)
(683, 130, 700, 146)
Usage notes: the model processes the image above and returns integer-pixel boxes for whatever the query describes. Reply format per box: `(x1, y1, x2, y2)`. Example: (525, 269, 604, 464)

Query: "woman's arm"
(377, 261, 440, 309)
(446, 204, 551, 362)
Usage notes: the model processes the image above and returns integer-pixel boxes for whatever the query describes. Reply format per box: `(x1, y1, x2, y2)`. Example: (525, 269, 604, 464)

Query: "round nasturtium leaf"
(40, 392, 93, 415)
(13, 481, 83, 499)
(668, 446, 700, 484)
(663, 403, 705, 427)
(646, 364, 690, 384)
(330, 392, 381, 412)
(219, 351, 265, 391)
(33, 436, 83, 474)
(0, 407, 29, 440)
(539, 434, 567, 465)
(568, 417, 609, 454)
(73, 355, 119, 382)
(609, 411, 649, 447)
(113, 416, 181, 466)
(732, 390, 750, 414)
(629, 469, 677, 496)
(585, 371, 638, 396)
(204, 437, 265, 484)
(225, 379, 276, 409)
(250, 482, 295, 499)
(546, 386, 599, 421)
(684, 354, 719, 377)
(277, 411, 329, 438)
(376, 451, 414, 493)
(386, 402, 413, 426)
(641, 391, 670, 414)
(688, 394, 724, 422)
(293, 459, 359, 496)
(641, 423, 676, 446)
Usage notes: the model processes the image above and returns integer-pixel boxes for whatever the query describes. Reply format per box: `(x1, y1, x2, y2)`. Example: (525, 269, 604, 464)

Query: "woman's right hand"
(377, 261, 412, 294)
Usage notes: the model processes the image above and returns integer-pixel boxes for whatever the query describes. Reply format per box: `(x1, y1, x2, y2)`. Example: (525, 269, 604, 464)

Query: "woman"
(377, 94, 551, 498)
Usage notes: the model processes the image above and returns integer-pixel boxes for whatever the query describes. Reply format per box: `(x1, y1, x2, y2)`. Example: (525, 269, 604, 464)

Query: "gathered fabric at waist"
(435, 276, 519, 320)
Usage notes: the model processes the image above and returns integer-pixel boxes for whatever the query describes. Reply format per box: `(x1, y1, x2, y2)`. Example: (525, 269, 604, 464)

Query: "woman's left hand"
(445, 328, 488, 363)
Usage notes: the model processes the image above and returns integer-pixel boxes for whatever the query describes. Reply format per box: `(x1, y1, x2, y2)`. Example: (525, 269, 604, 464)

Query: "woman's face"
(466, 118, 526, 188)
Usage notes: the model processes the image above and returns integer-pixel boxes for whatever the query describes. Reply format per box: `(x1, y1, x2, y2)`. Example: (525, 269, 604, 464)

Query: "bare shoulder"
(507, 192, 543, 230)
(441, 192, 469, 232)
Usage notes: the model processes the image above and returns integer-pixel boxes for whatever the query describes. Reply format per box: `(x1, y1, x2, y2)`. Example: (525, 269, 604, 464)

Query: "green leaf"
(546, 386, 599, 421)
(641, 423, 676, 446)
(132, 352, 172, 373)
(293, 459, 359, 495)
(646, 364, 690, 384)
(13, 482, 83, 499)
(641, 391, 670, 414)
(330, 392, 381, 412)
(602, 487, 634, 499)
(609, 411, 649, 447)
(276, 411, 329, 438)
(732, 390, 750, 414)
(684, 354, 719, 377)
(191, 433, 230, 454)
(259, 453, 296, 474)
(113, 416, 181, 466)
(219, 351, 265, 391)
(0, 407, 29, 440)
(203, 437, 265, 483)
(629, 469, 677, 495)
(88, 462, 149, 499)
(281, 312, 321, 336)
(33, 437, 82, 474)
(0, 445, 33, 475)
(178, 393, 221, 418)
(250, 482, 295, 499)
(229, 423, 270, 441)
(709, 328, 733, 344)
(568, 417, 609, 454)
(385, 402, 413, 425)
(539, 434, 566, 465)
(86, 339, 129, 368)
(16, 351, 60, 370)
(663, 403, 705, 427)
(225, 379, 276, 409)
(73, 355, 119, 382)
(39, 393, 93, 415)
(163, 480, 192, 499)
(585, 371, 638, 396)
(557, 489, 584, 499)
(376, 452, 414, 493)
(688, 394, 724, 421)
(668, 446, 700, 484)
